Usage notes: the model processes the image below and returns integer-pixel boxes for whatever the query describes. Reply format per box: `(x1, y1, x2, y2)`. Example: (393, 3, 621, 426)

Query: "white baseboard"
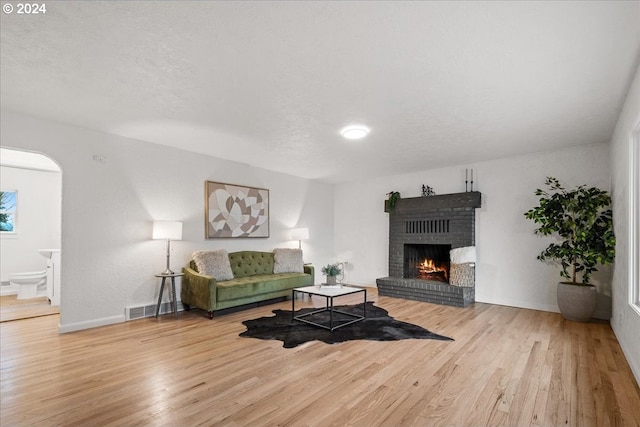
(475, 296, 559, 314)
(58, 299, 184, 333)
(0, 282, 19, 296)
(618, 337, 640, 386)
(476, 296, 611, 320)
(58, 314, 125, 334)
(612, 322, 640, 387)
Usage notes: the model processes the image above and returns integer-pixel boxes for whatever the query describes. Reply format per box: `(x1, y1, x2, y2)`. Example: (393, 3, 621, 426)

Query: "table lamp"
(153, 221, 183, 275)
(290, 227, 309, 249)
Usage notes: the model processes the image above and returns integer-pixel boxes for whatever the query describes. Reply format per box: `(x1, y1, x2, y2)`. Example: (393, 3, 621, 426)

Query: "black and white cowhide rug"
(239, 302, 453, 348)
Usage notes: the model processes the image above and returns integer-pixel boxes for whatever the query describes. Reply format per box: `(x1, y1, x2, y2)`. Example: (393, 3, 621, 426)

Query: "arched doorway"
(0, 147, 62, 321)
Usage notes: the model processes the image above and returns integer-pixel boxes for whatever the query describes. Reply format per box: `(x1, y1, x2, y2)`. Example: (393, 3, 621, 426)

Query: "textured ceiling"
(1, 1, 639, 183)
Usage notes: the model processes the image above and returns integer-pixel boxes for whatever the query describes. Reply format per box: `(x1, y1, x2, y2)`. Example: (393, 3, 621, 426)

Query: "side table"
(155, 273, 184, 318)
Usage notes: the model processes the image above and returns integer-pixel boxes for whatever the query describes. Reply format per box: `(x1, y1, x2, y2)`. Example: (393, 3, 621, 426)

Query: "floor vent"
(125, 302, 183, 321)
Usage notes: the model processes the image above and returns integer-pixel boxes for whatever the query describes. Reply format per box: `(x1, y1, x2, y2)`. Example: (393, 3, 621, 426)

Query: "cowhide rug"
(240, 302, 453, 348)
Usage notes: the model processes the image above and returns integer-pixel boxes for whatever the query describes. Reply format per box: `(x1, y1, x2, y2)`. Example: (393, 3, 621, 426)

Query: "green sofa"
(181, 250, 314, 318)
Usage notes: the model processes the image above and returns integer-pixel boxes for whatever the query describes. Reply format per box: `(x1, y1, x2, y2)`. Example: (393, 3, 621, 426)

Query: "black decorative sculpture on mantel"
(421, 185, 435, 197)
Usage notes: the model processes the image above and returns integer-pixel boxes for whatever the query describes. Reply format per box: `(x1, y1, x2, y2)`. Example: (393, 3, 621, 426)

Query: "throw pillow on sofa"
(192, 249, 234, 281)
(273, 248, 304, 273)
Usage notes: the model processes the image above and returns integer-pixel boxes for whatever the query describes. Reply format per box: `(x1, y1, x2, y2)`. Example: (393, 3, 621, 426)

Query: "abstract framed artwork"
(205, 181, 269, 238)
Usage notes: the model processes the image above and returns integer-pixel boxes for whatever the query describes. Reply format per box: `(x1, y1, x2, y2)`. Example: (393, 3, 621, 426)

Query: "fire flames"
(418, 258, 448, 282)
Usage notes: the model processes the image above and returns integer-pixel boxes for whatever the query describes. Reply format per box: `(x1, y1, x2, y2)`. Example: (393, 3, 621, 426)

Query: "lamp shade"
(152, 221, 183, 240)
(290, 227, 309, 241)
(338, 250, 354, 261)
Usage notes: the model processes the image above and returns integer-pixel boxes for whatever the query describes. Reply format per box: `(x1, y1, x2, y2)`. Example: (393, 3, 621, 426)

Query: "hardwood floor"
(0, 295, 59, 323)
(1, 289, 638, 426)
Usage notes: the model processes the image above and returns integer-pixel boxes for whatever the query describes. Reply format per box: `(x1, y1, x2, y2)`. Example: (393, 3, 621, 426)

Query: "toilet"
(9, 270, 47, 299)
(7, 249, 60, 302)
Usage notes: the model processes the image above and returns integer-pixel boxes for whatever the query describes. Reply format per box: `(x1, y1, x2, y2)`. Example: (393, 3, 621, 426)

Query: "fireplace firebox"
(404, 244, 451, 282)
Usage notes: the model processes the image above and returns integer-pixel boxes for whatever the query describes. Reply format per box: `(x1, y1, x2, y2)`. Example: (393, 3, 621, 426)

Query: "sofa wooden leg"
(208, 311, 214, 319)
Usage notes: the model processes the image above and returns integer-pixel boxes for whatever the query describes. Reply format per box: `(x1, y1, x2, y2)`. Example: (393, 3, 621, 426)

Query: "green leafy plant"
(0, 192, 15, 232)
(0, 192, 10, 225)
(385, 191, 401, 212)
(524, 177, 615, 284)
(321, 263, 343, 277)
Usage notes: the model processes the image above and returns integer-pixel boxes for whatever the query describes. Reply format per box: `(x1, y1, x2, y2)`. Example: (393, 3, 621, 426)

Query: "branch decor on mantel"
(421, 185, 435, 196)
(384, 191, 401, 213)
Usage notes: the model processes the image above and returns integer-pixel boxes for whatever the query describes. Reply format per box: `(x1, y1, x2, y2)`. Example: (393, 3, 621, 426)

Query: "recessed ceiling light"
(341, 125, 370, 140)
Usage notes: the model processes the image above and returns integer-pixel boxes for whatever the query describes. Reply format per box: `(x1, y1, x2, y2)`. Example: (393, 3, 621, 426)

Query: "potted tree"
(524, 177, 615, 322)
(321, 263, 343, 286)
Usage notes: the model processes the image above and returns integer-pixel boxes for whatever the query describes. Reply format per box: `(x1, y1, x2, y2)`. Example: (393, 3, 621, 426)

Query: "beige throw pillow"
(273, 248, 304, 274)
(192, 250, 234, 281)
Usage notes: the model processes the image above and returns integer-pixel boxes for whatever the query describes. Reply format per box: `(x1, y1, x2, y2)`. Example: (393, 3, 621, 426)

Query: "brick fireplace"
(376, 192, 481, 307)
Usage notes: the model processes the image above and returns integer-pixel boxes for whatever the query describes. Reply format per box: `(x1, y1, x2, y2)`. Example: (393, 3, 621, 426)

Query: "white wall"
(0, 165, 61, 283)
(609, 63, 640, 383)
(2, 96, 635, 385)
(0, 110, 335, 332)
(335, 142, 611, 316)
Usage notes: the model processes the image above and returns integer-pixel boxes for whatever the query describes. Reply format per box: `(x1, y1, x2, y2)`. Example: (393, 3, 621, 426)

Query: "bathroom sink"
(38, 249, 60, 259)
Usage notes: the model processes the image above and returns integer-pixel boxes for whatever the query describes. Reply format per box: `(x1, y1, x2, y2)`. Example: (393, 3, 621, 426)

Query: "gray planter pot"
(557, 282, 597, 322)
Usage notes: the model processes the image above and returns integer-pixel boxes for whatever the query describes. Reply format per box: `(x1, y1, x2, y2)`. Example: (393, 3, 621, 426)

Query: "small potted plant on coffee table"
(321, 263, 343, 286)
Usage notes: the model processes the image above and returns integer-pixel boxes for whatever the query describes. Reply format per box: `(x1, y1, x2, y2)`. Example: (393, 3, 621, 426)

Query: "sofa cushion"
(192, 250, 234, 281)
(229, 251, 274, 278)
(216, 273, 311, 302)
(273, 248, 304, 273)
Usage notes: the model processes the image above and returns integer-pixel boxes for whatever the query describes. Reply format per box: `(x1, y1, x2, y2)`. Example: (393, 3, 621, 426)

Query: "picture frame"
(205, 181, 269, 238)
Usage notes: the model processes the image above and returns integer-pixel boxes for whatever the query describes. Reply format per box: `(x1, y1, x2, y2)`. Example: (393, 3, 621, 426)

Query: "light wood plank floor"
(1, 289, 638, 426)
(0, 295, 59, 323)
